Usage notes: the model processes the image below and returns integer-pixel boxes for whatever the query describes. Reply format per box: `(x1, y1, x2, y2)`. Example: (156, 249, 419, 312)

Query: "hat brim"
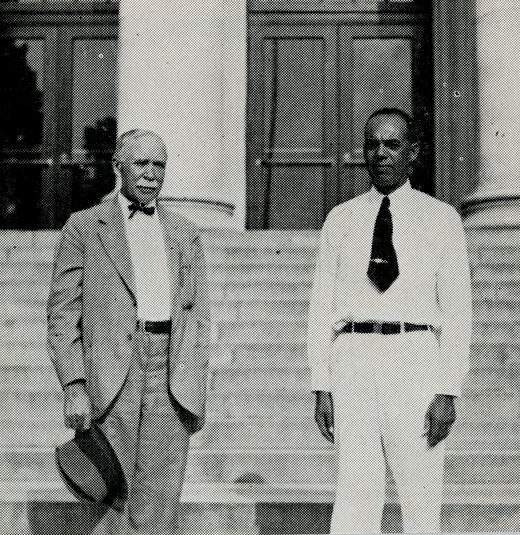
(56, 423, 127, 511)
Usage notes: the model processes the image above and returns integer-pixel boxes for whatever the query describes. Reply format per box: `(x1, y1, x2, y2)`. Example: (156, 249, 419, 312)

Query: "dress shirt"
(307, 180, 472, 396)
(118, 193, 171, 321)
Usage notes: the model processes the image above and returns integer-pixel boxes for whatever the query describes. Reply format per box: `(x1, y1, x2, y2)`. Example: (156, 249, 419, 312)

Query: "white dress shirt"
(307, 180, 472, 396)
(118, 193, 171, 321)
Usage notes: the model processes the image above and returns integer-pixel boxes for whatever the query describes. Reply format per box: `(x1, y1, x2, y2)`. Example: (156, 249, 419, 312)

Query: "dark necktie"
(367, 196, 399, 292)
(128, 203, 155, 219)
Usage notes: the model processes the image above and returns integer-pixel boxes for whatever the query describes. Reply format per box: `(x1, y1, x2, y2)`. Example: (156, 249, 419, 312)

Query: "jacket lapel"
(97, 198, 137, 301)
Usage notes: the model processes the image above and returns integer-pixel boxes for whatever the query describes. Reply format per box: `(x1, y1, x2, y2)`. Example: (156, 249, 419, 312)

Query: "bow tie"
(128, 203, 155, 218)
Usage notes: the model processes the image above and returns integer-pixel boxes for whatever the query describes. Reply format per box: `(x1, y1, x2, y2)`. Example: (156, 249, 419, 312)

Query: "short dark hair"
(365, 108, 415, 141)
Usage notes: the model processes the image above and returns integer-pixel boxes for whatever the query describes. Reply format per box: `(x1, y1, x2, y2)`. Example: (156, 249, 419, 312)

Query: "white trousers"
(329, 330, 446, 534)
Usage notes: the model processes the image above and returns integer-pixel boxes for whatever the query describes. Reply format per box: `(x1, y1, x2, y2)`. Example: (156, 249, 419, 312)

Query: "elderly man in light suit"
(47, 129, 210, 535)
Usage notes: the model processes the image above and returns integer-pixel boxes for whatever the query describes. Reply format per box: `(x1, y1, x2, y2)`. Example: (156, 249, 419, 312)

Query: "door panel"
(0, 27, 57, 229)
(247, 25, 338, 229)
(0, 23, 117, 229)
(56, 26, 118, 227)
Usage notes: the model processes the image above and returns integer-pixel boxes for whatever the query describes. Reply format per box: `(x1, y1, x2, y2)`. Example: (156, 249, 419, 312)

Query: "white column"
(463, 0, 520, 226)
(116, 0, 247, 228)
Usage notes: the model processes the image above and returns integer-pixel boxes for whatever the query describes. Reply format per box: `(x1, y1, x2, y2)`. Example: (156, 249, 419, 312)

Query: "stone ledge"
(2, 481, 520, 507)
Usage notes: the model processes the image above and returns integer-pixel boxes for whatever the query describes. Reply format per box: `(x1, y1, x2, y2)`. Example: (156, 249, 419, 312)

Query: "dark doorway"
(0, 8, 118, 229)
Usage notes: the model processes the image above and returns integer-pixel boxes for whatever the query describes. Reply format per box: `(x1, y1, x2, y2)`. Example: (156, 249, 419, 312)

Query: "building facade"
(0, 0, 479, 231)
(2, 0, 520, 533)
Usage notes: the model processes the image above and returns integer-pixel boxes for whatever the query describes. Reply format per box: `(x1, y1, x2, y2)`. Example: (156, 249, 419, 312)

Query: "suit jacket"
(47, 197, 211, 432)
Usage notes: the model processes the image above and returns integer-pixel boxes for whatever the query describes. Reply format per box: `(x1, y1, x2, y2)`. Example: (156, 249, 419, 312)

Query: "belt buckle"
(373, 322, 383, 334)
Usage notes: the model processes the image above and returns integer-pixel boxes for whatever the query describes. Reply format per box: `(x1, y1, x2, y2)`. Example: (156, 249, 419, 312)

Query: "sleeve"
(436, 208, 472, 397)
(46, 215, 86, 389)
(307, 214, 338, 392)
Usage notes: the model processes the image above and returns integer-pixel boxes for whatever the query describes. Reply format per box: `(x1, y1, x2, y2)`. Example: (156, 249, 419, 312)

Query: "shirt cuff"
(310, 369, 331, 392)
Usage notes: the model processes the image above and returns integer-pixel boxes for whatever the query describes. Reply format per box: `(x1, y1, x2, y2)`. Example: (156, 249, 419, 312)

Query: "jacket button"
(178, 363, 186, 370)
(127, 333, 133, 341)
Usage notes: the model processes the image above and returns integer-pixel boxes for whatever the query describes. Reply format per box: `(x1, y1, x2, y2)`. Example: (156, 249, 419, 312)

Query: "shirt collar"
(368, 179, 412, 205)
(118, 192, 157, 216)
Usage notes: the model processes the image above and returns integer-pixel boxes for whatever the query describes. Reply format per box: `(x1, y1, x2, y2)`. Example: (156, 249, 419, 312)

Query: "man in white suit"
(308, 109, 472, 533)
(48, 129, 210, 535)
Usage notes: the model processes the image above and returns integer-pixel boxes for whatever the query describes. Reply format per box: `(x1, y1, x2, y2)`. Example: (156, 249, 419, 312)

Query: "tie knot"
(128, 203, 155, 218)
(381, 196, 390, 208)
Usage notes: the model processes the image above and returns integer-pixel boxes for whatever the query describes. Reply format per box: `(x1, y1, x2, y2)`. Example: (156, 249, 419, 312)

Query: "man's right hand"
(314, 390, 334, 443)
(63, 381, 92, 431)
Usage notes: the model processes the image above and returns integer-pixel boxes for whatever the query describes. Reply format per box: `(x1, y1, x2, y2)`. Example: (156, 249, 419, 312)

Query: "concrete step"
(211, 300, 310, 323)
(0, 341, 312, 369)
(210, 265, 313, 283)
(0, 284, 50, 305)
(0, 264, 52, 285)
(1, 412, 520, 452)
(473, 281, 520, 303)
(0, 264, 314, 288)
(473, 265, 520, 284)
(0, 363, 514, 409)
(3, 486, 520, 534)
(200, 229, 318, 249)
(466, 227, 520, 248)
(0, 299, 310, 325)
(477, 245, 520, 266)
(473, 321, 520, 344)
(0, 280, 314, 306)
(473, 301, 520, 322)
(0, 484, 260, 535)
(1, 389, 519, 446)
(3, 338, 518, 371)
(1, 445, 520, 486)
(215, 320, 307, 345)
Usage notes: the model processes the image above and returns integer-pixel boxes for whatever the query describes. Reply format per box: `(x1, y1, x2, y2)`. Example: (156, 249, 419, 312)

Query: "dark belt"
(136, 319, 171, 334)
(341, 321, 432, 335)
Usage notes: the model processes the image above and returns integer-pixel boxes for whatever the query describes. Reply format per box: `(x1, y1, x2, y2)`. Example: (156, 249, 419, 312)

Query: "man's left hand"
(424, 394, 456, 448)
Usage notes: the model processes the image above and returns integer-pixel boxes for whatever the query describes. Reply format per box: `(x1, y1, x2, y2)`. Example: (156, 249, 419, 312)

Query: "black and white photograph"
(0, 0, 518, 533)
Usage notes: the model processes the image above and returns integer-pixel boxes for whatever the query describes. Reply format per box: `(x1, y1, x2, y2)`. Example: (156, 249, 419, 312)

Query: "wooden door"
(247, 25, 338, 229)
(247, 13, 433, 229)
(0, 21, 118, 229)
(0, 26, 58, 229)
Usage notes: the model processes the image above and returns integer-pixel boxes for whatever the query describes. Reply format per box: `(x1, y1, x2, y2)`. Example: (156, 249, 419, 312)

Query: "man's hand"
(424, 394, 456, 448)
(64, 381, 92, 431)
(314, 390, 334, 443)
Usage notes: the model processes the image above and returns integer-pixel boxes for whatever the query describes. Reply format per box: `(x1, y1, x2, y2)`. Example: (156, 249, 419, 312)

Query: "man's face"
(363, 114, 418, 194)
(117, 134, 167, 205)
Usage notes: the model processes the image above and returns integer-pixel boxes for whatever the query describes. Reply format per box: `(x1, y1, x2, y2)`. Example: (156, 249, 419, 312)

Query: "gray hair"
(112, 129, 166, 164)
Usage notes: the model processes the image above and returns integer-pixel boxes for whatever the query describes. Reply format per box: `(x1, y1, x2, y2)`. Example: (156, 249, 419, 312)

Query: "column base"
(461, 189, 520, 228)
(159, 197, 237, 229)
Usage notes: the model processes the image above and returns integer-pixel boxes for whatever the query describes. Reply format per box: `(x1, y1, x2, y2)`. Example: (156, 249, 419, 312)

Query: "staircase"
(0, 226, 520, 533)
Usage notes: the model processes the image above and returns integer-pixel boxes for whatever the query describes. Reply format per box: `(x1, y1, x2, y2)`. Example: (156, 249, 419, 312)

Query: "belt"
(136, 319, 171, 334)
(340, 321, 432, 335)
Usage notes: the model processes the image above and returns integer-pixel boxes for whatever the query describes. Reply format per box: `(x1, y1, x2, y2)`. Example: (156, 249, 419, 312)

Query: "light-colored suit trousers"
(93, 327, 190, 535)
(329, 330, 446, 534)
